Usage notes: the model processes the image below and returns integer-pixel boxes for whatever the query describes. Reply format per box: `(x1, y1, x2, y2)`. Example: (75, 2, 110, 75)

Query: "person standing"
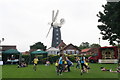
(66, 57, 73, 72)
(55, 60, 59, 75)
(33, 56, 39, 71)
(58, 54, 64, 75)
(75, 56, 80, 69)
(80, 55, 88, 75)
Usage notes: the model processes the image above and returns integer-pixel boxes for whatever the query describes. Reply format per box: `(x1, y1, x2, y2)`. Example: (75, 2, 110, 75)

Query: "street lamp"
(99, 38, 100, 45)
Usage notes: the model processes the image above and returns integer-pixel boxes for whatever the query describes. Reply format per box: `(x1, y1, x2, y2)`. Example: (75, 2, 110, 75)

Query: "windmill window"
(56, 33, 59, 36)
(56, 29, 58, 32)
(56, 37, 59, 40)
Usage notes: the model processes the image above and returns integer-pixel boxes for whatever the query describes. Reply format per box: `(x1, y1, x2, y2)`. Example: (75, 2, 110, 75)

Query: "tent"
(3, 49, 21, 54)
(31, 50, 48, 54)
(30, 50, 48, 64)
(2, 49, 21, 64)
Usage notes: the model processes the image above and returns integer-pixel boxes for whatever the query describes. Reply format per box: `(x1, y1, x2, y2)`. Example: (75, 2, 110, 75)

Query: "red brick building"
(0, 45, 16, 51)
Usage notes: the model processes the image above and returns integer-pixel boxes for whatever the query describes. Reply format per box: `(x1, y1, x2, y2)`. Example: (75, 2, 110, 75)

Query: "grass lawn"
(2, 63, 119, 78)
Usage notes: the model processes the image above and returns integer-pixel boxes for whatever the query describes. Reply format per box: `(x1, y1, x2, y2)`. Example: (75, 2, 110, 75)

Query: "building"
(60, 43, 81, 55)
(21, 51, 30, 55)
(0, 45, 16, 51)
(81, 48, 99, 55)
(46, 47, 60, 55)
(81, 48, 91, 55)
(0, 45, 17, 61)
(56, 40, 66, 50)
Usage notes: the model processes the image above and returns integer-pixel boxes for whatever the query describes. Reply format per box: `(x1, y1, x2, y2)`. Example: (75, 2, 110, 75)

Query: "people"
(55, 59, 59, 75)
(11, 55, 15, 64)
(100, 66, 120, 73)
(84, 58, 90, 73)
(110, 69, 120, 73)
(109, 63, 120, 73)
(45, 61, 50, 66)
(57, 53, 64, 75)
(80, 54, 89, 75)
(11, 55, 15, 60)
(66, 57, 73, 72)
(18, 62, 27, 68)
(100, 67, 111, 71)
(75, 56, 80, 69)
(62, 56, 68, 72)
(33, 56, 39, 71)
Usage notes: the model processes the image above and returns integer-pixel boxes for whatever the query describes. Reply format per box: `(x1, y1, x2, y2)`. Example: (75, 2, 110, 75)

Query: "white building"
(46, 47, 60, 55)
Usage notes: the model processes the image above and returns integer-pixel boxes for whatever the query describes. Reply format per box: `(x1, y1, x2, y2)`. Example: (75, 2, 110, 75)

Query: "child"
(75, 56, 80, 69)
(110, 64, 120, 73)
(100, 67, 111, 71)
(17, 62, 27, 68)
(58, 54, 64, 75)
(55, 60, 59, 75)
(84, 58, 90, 73)
(80, 55, 88, 75)
(33, 56, 39, 71)
(45, 61, 50, 66)
(62, 57, 68, 72)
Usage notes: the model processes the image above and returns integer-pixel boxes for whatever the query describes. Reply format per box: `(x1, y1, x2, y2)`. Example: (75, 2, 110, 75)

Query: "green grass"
(2, 63, 119, 78)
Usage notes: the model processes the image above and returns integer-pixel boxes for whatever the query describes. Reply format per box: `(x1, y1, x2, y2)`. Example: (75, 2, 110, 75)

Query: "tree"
(90, 43, 101, 48)
(79, 42, 90, 49)
(97, 2, 120, 45)
(30, 42, 47, 51)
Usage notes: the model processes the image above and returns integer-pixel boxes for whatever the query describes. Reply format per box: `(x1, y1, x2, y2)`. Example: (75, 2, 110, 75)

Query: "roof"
(61, 43, 81, 51)
(2, 49, 21, 54)
(46, 47, 59, 51)
(56, 40, 66, 48)
(21, 51, 30, 55)
(81, 48, 91, 53)
(30, 50, 48, 54)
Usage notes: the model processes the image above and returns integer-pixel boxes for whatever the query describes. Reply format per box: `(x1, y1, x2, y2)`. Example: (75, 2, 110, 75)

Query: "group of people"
(75, 55, 90, 75)
(18, 62, 27, 68)
(20, 54, 119, 76)
(55, 54, 90, 75)
(100, 63, 120, 73)
(55, 54, 73, 75)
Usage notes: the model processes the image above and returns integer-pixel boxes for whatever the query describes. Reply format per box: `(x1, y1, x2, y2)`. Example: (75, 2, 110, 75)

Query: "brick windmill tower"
(46, 10, 65, 48)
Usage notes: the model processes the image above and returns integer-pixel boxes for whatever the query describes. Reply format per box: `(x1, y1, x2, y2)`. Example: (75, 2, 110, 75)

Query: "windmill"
(46, 10, 65, 48)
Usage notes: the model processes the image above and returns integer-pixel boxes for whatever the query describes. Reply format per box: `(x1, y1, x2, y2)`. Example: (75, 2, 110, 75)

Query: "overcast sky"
(0, 0, 110, 52)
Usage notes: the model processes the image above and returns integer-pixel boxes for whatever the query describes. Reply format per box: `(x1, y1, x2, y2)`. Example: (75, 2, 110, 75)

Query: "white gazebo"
(46, 47, 60, 55)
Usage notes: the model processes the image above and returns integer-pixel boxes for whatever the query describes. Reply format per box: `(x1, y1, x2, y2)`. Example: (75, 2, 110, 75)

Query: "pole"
(99, 38, 100, 45)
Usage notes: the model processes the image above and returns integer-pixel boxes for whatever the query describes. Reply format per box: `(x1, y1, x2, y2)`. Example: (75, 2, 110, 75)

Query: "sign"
(99, 59, 118, 63)
(0, 61, 3, 65)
